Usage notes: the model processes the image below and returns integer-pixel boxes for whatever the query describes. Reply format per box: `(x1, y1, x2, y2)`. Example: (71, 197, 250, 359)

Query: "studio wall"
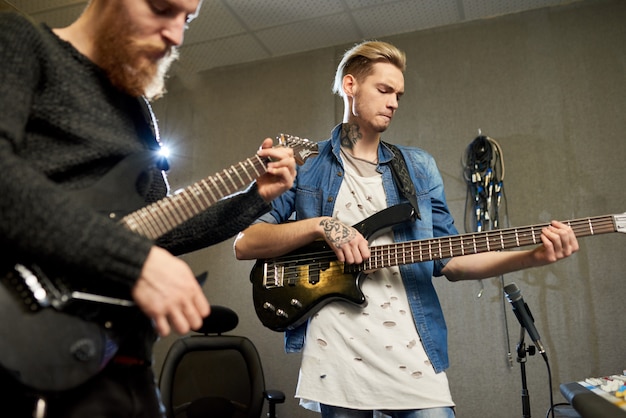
(151, 1, 626, 416)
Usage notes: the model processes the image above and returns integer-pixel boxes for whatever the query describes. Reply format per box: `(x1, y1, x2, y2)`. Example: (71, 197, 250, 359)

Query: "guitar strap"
(383, 141, 421, 220)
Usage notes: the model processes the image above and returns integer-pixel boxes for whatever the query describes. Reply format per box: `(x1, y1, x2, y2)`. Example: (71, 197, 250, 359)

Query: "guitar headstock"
(614, 213, 626, 234)
(277, 133, 319, 166)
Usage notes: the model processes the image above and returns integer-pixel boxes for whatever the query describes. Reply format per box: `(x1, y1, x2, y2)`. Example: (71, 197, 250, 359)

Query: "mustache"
(132, 40, 175, 60)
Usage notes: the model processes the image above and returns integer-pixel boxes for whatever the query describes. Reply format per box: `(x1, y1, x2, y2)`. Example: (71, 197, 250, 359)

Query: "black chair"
(158, 306, 285, 418)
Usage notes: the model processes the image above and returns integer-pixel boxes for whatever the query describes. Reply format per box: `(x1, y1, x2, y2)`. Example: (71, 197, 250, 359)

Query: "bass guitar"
(0, 134, 318, 392)
(251, 203, 626, 332)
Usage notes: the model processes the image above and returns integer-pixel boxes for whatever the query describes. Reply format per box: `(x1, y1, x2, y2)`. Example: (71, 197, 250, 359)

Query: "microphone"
(504, 283, 545, 354)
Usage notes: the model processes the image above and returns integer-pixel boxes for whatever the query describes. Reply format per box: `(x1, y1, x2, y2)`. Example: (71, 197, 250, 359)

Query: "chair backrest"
(159, 307, 266, 418)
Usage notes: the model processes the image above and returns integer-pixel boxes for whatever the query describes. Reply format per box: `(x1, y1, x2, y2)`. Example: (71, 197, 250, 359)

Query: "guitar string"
(124, 138, 316, 237)
(121, 137, 316, 239)
(267, 216, 615, 268)
(122, 155, 267, 239)
(263, 217, 615, 284)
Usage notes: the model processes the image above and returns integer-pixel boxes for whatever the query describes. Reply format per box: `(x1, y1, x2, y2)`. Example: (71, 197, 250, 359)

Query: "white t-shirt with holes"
(296, 150, 455, 411)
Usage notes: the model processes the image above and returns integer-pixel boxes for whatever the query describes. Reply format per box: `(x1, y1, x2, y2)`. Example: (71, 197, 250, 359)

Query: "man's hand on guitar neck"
(255, 138, 297, 202)
(133, 246, 210, 337)
(443, 220, 579, 281)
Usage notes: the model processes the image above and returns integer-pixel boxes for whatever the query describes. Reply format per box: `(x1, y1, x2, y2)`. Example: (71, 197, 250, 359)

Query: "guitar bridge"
(1, 264, 63, 311)
(263, 263, 285, 288)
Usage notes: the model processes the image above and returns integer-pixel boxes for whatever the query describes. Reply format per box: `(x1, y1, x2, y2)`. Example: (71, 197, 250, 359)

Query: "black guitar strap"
(383, 141, 421, 220)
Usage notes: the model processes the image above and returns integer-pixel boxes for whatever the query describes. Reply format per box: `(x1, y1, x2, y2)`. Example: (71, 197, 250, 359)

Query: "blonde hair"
(332, 41, 406, 96)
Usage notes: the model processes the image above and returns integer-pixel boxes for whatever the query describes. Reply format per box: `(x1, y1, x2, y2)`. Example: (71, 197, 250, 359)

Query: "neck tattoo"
(340, 123, 362, 149)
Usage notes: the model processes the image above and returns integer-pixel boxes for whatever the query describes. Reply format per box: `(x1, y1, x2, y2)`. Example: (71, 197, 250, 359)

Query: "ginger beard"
(95, 11, 179, 100)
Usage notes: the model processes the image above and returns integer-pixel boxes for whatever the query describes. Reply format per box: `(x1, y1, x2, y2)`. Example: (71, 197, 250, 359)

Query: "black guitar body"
(0, 136, 319, 391)
(0, 275, 120, 392)
(251, 203, 416, 332)
(0, 152, 156, 392)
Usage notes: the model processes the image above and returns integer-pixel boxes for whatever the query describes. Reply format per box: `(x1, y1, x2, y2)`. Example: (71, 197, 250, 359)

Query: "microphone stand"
(516, 326, 536, 418)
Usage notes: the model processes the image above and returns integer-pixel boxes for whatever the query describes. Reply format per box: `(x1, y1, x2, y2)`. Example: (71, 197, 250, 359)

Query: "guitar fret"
(207, 177, 220, 201)
(402, 242, 407, 265)
(217, 173, 231, 195)
(384, 245, 392, 266)
(147, 204, 171, 236)
(149, 202, 172, 234)
(232, 166, 245, 186)
(382, 246, 388, 269)
(132, 209, 151, 237)
(239, 161, 254, 182)
(418, 241, 423, 262)
(191, 183, 212, 208)
(163, 198, 185, 225)
(138, 208, 161, 238)
(249, 156, 264, 177)
(183, 190, 202, 218)
(177, 192, 194, 221)
(199, 179, 217, 204)
(394, 244, 399, 267)
(223, 168, 238, 190)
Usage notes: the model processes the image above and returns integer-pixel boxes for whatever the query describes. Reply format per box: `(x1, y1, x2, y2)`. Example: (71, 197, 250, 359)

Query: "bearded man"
(0, 1, 296, 417)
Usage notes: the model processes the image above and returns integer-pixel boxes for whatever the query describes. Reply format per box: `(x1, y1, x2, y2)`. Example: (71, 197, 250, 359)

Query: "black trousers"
(0, 363, 164, 418)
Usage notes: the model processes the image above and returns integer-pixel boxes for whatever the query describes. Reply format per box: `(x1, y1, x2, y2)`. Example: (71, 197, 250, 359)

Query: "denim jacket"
(257, 124, 459, 373)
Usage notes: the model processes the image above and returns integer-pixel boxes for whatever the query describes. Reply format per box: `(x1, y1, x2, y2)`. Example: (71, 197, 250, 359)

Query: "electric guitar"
(0, 134, 318, 392)
(251, 203, 626, 332)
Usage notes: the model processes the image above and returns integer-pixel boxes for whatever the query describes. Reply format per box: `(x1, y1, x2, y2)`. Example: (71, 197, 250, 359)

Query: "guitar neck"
(360, 215, 620, 271)
(120, 154, 268, 240)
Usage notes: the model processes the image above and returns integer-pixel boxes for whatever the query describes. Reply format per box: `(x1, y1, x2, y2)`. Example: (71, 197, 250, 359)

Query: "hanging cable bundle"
(462, 133, 506, 233)
(461, 132, 514, 366)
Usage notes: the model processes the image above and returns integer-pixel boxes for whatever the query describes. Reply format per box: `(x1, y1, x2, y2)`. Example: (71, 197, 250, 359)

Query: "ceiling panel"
(226, 0, 346, 30)
(462, 0, 571, 20)
(1, 0, 585, 74)
(256, 13, 360, 57)
(352, 0, 461, 39)
(178, 33, 270, 74)
(183, 0, 245, 44)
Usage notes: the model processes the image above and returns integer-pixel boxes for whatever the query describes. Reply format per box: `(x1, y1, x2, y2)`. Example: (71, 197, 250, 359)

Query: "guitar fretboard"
(357, 215, 619, 271)
(120, 155, 268, 239)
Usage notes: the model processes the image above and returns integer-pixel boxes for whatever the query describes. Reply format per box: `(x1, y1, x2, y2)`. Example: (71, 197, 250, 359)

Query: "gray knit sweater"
(0, 12, 271, 293)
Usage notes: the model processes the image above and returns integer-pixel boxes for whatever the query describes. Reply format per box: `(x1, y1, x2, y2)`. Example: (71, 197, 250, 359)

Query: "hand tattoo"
(320, 218, 356, 248)
(340, 123, 362, 149)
